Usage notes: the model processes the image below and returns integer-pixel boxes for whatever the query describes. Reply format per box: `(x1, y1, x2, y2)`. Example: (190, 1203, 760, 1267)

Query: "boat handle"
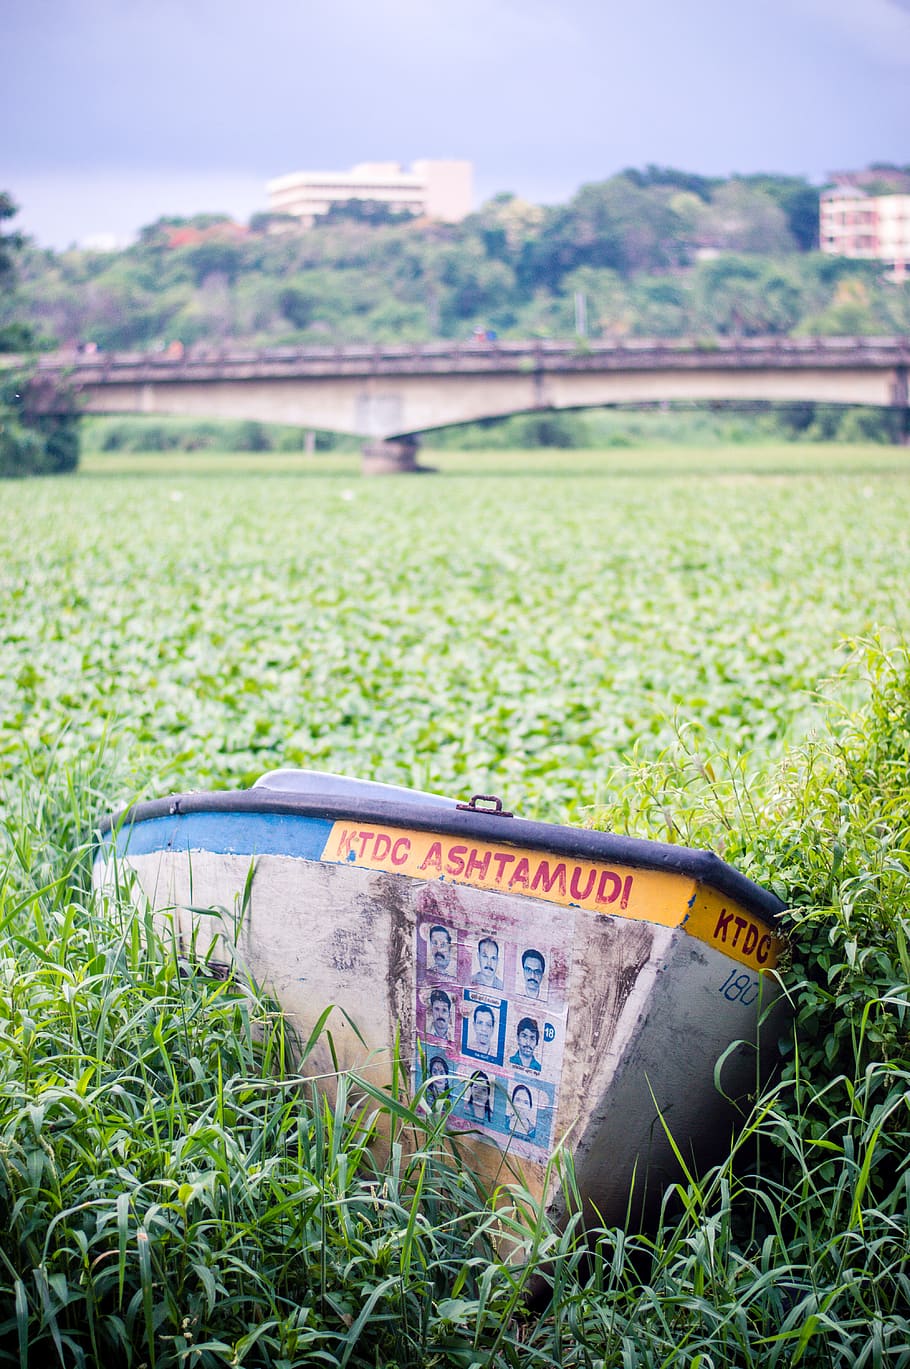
(456, 794, 514, 818)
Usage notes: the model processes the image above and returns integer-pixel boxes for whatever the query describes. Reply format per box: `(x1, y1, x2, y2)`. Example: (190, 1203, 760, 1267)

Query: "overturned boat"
(94, 770, 788, 1224)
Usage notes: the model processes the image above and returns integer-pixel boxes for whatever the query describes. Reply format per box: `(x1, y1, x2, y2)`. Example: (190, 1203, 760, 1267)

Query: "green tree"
(0, 369, 80, 477)
(520, 175, 687, 289)
(740, 174, 819, 251)
(180, 239, 244, 287)
(629, 277, 691, 336)
(696, 182, 797, 255)
(0, 191, 24, 280)
(694, 256, 805, 336)
(796, 276, 882, 336)
(559, 267, 633, 336)
(878, 281, 910, 333)
(621, 164, 720, 201)
(0, 194, 80, 477)
(278, 284, 317, 329)
(437, 240, 516, 328)
(464, 194, 546, 265)
(0, 194, 44, 351)
(321, 199, 414, 227)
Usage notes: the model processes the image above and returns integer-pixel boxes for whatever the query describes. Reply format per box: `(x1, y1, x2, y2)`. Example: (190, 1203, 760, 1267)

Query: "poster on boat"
(411, 880, 572, 1162)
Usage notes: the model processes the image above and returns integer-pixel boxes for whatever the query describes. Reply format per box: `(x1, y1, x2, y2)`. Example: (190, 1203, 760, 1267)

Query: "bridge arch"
(22, 336, 910, 471)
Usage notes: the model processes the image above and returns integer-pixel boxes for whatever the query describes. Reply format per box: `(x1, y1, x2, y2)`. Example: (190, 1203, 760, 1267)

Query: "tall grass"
(0, 638, 908, 1366)
(0, 756, 521, 1366)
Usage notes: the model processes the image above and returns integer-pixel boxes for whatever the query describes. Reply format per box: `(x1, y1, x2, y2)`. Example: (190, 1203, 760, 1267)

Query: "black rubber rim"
(96, 788, 786, 925)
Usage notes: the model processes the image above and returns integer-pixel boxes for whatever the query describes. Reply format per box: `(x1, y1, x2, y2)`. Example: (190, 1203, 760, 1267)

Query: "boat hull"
(95, 790, 787, 1223)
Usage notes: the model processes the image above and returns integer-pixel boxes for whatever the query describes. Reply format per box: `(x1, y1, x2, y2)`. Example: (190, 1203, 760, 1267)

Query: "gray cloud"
(3, 0, 908, 247)
(795, 0, 910, 67)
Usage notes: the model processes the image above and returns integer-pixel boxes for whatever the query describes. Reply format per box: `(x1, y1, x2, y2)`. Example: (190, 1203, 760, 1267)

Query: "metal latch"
(456, 794, 514, 818)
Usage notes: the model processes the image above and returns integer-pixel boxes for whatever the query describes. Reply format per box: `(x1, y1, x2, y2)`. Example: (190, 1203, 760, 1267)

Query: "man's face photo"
(521, 951, 545, 998)
(475, 937, 499, 984)
(428, 926, 452, 972)
(517, 1024, 539, 1066)
(472, 1005, 495, 1054)
(429, 991, 451, 1037)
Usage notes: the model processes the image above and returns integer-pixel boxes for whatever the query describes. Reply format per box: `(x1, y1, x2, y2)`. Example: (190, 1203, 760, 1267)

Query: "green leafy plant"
(0, 449, 908, 1363)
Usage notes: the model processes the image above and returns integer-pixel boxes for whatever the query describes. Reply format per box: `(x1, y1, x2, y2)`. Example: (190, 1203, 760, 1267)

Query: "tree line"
(2, 167, 909, 473)
(3, 167, 909, 356)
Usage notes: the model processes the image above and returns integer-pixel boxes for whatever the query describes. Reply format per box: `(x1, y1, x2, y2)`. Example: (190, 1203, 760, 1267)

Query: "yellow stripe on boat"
(321, 821, 780, 970)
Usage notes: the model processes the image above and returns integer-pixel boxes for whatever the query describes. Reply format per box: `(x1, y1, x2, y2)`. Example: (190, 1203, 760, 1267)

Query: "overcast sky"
(3, 0, 909, 250)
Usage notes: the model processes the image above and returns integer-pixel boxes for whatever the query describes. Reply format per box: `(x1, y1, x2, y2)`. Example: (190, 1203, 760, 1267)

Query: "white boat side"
(94, 774, 788, 1223)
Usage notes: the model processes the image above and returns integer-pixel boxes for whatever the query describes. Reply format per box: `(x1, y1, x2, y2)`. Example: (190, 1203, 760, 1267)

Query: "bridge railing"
(22, 334, 910, 378)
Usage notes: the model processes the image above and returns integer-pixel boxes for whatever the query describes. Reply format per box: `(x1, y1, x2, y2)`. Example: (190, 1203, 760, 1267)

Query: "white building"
(267, 160, 473, 225)
(876, 194, 910, 280)
(820, 180, 910, 281)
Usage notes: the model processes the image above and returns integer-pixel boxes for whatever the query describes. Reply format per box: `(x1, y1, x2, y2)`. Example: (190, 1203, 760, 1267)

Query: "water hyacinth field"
(3, 444, 910, 814)
(1, 442, 909, 1366)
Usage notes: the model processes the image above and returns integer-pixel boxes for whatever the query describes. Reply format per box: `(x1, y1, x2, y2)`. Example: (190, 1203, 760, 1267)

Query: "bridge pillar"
(361, 435, 433, 475)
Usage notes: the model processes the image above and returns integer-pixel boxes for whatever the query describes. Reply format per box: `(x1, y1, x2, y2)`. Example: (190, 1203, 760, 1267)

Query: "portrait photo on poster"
(470, 934, 505, 991)
(416, 881, 470, 981)
(461, 991, 507, 1064)
(509, 1014, 544, 1072)
(505, 1077, 556, 1151)
(507, 1082, 538, 1138)
(459, 1068, 496, 1126)
(425, 921, 456, 978)
(446, 1070, 556, 1153)
(410, 881, 572, 1162)
(420, 1049, 453, 1111)
(515, 945, 548, 1001)
(423, 985, 454, 1041)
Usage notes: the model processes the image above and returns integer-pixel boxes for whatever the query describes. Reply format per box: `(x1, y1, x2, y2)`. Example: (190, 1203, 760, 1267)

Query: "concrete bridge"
(25, 335, 910, 472)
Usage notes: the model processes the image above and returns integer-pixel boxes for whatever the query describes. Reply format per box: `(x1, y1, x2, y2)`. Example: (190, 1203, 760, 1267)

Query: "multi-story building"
(820, 173, 910, 281)
(266, 160, 473, 225)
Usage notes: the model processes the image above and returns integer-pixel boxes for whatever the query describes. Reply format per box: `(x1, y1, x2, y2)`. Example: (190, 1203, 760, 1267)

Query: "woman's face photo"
(471, 1077, 489, 1107)
(427, 1056, 448, 1097)
(467, 1072, 492, 1119)
(510, 1086, 534, 1133)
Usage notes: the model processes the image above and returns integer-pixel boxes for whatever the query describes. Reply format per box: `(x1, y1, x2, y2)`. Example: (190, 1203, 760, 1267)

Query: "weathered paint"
(684, 884, 781, 972)
(95, 813, 786, 1222)
(107, 810, 333, 860)
(323, 821, 674, 919)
